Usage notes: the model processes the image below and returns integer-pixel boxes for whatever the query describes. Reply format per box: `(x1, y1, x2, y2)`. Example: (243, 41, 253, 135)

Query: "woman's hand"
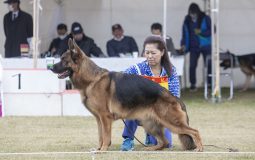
(194, 29, 201, 35)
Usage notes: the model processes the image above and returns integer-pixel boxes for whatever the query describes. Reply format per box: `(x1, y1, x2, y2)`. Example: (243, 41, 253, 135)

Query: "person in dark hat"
(3, 0, 33, 58)
(71, 22, 105, 57)
(106, 24, 139, 57)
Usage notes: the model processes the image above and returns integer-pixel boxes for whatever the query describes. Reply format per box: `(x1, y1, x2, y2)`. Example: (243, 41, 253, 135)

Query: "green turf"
(0, 89, 254, 160)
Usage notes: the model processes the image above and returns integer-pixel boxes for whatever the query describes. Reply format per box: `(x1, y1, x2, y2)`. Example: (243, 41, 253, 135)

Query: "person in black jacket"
(71, 22, 105, 57)
(180, 3, 212, 91)
(3, 0, 33, 58)
(48, 23, 70, 57)
(150, 23, 177, 56)
(106, 24, 139, 57)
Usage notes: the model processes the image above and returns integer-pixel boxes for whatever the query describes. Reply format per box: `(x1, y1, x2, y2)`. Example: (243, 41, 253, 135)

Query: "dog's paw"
(194, 147, 203, 152)
(99, 146, 109, 151)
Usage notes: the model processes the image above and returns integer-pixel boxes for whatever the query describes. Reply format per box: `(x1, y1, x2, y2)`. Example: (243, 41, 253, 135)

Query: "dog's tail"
(178, 134, 196, 150)
(177, 99, 197, 150)
(161, 94, 197, 150)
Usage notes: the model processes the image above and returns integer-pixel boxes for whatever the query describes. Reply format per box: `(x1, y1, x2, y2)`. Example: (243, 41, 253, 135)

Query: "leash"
(122, 119, 148, 147)
(122, 120, 238, 152)
(203, 144, 239, 152)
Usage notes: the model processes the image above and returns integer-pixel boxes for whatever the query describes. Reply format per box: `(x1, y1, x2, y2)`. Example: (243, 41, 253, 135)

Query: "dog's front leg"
(99, 116, 113, 151)
(95, 116, 103, 150)
(240, 74, 252, 92)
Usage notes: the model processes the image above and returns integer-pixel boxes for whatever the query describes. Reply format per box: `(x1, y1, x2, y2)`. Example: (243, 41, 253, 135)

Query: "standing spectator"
(3, 0, 33, 58)
(151, 22, 177, 56)
(180, 3, 212, 91)
(106, 24, 139, 57)
(48, 23, 70, 58)
(71, 22, 105, 57)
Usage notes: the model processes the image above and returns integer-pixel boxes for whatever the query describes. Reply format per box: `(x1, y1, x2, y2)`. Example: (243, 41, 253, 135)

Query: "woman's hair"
(188, 3, 206, 27)
(143, 35, 172, 77)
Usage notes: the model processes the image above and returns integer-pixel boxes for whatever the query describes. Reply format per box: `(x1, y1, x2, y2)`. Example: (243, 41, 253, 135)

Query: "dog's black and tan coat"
(220, 51, 255, 91)
(51, 39, 203, 151)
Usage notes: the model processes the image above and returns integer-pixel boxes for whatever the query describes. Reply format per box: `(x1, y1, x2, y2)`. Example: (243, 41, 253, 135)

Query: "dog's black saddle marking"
(109, 72, 164, 108)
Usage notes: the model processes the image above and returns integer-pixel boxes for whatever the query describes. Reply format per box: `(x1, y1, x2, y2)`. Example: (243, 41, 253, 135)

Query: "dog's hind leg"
(154, 103, 203, 151)
(95, 116, 103, 150)
(240, 74, 252, 92)
(141, 119, 168, 151)
(99, 115, 113, 151)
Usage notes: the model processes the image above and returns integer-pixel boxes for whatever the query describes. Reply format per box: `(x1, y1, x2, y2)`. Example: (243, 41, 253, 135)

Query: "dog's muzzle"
(57, 69, 72, 79)
(50, 63, 73, 79)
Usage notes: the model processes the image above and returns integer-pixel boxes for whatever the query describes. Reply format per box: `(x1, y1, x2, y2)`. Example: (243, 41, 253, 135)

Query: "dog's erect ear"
(73, 40, 81, 53)
(68, 38, 74, 50)
(71, 39, 84, 63)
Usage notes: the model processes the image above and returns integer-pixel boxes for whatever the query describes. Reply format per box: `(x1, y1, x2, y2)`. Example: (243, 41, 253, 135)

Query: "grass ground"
(0, 88, 255, 160)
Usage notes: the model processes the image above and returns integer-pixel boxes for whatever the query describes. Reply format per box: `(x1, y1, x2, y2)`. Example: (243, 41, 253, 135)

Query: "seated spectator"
(106, 24, 139, 57)
(71, 22, 105, 57)
(48, 23, 70, 57)
(151, 22, 177, 55)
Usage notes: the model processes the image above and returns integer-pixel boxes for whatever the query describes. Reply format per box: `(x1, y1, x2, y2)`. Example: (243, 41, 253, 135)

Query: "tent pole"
(210, 0, 221, 102)
(163, 0, 167, 43)
(33, 0, 39, 68)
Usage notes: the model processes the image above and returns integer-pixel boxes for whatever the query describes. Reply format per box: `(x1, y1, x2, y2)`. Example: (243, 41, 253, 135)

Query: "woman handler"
(121, 36, 180, 151)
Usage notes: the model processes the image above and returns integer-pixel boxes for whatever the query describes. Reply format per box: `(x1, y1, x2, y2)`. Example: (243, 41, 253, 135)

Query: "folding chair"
(204, 53, 234, 100)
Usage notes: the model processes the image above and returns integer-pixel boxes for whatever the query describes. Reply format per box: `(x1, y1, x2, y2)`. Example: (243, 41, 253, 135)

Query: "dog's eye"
(62, 60, 68, 66)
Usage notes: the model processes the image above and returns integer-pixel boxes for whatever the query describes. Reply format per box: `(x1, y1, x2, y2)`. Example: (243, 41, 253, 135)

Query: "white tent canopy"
(0, 0, 255, 89)
(1, 0, 255, 56)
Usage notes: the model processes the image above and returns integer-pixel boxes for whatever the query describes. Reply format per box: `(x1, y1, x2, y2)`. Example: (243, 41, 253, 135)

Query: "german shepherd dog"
(220, 51, 255, 91)
(51, 39, 203, 151)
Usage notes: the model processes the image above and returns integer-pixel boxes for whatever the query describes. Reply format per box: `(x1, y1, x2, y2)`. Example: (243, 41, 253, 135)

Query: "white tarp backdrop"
(0, 0, 255, 87)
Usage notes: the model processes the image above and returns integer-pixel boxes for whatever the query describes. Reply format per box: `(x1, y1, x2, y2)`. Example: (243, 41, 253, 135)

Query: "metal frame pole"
(163, 0, 167, 43)
(33, 0, 40, 68)
(210, 0, 221, 102)
(0, 57, 4, 117)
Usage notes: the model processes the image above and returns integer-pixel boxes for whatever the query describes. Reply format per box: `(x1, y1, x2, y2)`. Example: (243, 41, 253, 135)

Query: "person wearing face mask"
(71, 22, 105, 57)
(151, 22, 177, 56)
(48, 23, 70, 57)
(106, 24, 139, 57)
(180, 3, 212, 92)
(3, 0, 33, 58)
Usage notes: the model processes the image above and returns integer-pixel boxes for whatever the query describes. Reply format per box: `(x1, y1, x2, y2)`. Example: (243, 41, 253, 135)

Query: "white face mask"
(8, 5, 14, 12)
(59, 34, 67, 40)
(190, 13, 198, 22)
